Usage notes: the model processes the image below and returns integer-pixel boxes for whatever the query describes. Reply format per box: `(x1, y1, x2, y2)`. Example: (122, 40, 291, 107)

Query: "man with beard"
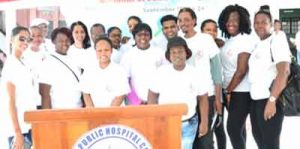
(177, 7, 222, 149)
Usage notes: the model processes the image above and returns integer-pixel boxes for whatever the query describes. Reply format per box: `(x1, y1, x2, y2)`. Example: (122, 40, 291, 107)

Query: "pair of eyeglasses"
(19, 36, 32, 43)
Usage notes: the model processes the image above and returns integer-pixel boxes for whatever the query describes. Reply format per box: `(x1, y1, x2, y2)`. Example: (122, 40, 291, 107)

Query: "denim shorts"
(182, 114, 198, 149)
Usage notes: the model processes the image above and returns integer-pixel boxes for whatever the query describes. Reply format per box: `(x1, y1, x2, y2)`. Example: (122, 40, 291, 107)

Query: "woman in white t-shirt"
(68, 21, 92, 71)
(249, 6, 291, 148)
(123, 16, 142, 47)
(80, 37, 130, 107)
(0, 26, 37, 148)
(148, 36, 209, 149)
(39, 27, 82, 109)
(218, 4, 255, 149)
(120, 23, 166, 105)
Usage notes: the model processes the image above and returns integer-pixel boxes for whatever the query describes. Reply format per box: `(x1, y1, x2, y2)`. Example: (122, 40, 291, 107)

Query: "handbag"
(270, 44, 300, 116)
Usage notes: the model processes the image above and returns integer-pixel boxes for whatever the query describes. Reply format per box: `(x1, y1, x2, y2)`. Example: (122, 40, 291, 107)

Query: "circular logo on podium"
(73, 124, 152, 149)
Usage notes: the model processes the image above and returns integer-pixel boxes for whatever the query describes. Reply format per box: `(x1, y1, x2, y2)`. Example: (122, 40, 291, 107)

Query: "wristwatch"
(269, 96, 276, 102)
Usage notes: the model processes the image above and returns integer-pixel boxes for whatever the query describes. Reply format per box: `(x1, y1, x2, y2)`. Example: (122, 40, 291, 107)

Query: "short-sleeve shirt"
(111, 45, 129, 64)
(220, 33, 255, 92)
(68, 45, 89, 71)
(23, 48, 47, 106)
(249, 34, 291, 100)
(120, 45, 166, 101)
(149, 64, 208, 121)
(79, 62, 130, 107)
(38, 52, 82, 108)
(151, 34, 168, 52)
(0, 56, 37, 136)
(183, 32, 219, 96)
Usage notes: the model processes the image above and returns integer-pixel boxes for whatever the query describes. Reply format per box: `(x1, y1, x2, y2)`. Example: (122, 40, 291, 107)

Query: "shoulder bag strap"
(270, 39, 274, 62)
(51, 54, 79, 82)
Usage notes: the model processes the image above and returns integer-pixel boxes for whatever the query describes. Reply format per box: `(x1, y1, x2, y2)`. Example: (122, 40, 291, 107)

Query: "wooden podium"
(24, 104, 187, 149)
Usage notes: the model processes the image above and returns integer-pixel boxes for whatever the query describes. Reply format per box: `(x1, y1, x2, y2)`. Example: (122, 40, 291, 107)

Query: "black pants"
(250, 99, 284, 149)
(213, 104, 227, 149)
(193, 96, 216, 149)
(226, 92, 251, 149)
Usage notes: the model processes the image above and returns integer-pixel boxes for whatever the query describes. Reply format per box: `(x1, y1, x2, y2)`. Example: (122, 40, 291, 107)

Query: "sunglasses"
(18, 36, 32, 43)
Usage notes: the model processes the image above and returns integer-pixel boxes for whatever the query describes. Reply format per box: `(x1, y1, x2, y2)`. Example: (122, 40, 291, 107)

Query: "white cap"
(30, 18, 49, 27)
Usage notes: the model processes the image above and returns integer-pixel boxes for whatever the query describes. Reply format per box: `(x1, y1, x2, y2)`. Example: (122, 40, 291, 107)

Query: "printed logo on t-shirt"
(195, 50, 203, 60)
(227, 49, 234, 57)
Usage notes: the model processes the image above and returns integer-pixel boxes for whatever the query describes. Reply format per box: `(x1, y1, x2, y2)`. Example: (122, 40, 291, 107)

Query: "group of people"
(0, 4, 293, 149)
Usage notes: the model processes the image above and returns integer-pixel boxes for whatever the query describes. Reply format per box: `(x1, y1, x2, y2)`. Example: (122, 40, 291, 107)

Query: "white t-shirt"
(295, 31, 300, 52)
(68, 45, 90, 71)
(126, 38, 136, 47)
(221, 33, 255, 92)
(80, 62, 129, 107)
(151, 34, 168, 52)
(249, 35, 291, 100)
(111, 45, 129, 64)
(0, 56, 37, 136)
(23, 48, 47, 106)
(183, 32, 219, 96)
(272, 30, 287, 42)
(149, 64, 208, 121)
(82, 47, 98, 70)
(38, 52, 82, 108)
(42, 38, 55, 54)
(120, 45, 166, 101)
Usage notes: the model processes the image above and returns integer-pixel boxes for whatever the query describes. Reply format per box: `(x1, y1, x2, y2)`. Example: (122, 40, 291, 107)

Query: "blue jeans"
(8, 130, 32, 149)
(182, 115, 198, 149)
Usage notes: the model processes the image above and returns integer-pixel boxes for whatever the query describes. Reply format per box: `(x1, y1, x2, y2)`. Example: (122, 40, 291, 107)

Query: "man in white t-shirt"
(152, 14, 179, 51)
(23, 26, 47, 108)
(80, 37, 129, 107)
(148, 36, 208, 149)
(178, 7, 222, 148)
(90, 23, 106, 47)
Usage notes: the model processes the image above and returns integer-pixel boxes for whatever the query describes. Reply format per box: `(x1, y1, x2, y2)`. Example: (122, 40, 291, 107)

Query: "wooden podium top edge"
(24, 104, 188, 123)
